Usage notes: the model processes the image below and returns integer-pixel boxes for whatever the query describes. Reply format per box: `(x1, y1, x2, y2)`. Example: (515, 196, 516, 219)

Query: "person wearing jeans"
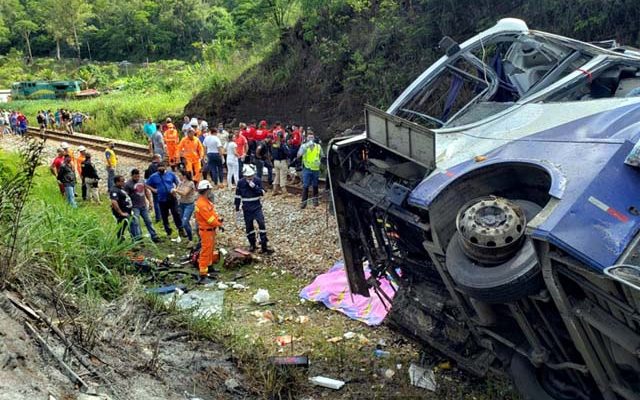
(125, 169, 160, 243)
(203, 130, 224, 186)
(105, 142, 118, 192)
(56, 155, 77, 208)
(145, 162, 183, 237)
(175, 170, 197, 243)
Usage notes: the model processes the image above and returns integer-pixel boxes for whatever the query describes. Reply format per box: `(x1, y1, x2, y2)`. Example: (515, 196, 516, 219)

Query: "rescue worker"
(76, 145, 87, 201)
(297, 131, 324, 208)
(177, 128, 205, 181)
(234, 165, 273, 254)
(163, 119, 180, 167)
(105, 141, 118, 192)
(194, 180, 223, 284)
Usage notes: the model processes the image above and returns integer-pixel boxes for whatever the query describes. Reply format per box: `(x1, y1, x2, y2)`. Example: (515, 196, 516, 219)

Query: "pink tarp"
(299, 262, 398, 326)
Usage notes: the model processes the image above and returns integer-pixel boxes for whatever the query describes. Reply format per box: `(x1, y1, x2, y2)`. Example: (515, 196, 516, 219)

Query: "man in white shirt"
(203, 130, 224, 187)
(181, 116, 191, 136)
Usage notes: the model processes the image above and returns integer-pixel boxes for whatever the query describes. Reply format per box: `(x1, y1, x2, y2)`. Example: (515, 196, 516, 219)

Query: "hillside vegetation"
(186, 0, 640, 138)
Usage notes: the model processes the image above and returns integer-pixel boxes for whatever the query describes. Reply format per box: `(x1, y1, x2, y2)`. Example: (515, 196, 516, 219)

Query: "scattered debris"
(225, 378, 240, 391)
(217, 282, 229, 290)
(252, 289, 270, 304)
(249, 310, 274, 324)
(275, 335, 294, 347)
(270, 356, 310, 369)
(343, 331, 356, 340)
(295, 315, 310, 324)
(326, 336, 342, 343)
(232, 283, 247, 290)
(144, 284, 186, 295)
(373, 349, 390, 358)
(409, 363, 437, 391)
(436, 361, 452, 371)
(384, 368, 395, 379)
(309, 376, 345, 390)
(172, 290, 224, 318)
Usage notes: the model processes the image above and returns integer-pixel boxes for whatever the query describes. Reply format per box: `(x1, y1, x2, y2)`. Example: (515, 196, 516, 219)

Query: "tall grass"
(11, 90, 192, 144)
(21, 174, 132, 299)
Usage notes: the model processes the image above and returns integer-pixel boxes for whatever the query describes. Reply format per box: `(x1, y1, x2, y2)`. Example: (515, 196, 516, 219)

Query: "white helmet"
(243, 165, 256, 177)
(78, 145, 86, 152)
(190, 117, 198, 127)
(60, 142, 69, 149)
(197, 180, 213, 190)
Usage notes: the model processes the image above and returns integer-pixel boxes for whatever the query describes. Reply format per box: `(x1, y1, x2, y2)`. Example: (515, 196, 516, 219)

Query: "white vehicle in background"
(328, 18, 640, 400)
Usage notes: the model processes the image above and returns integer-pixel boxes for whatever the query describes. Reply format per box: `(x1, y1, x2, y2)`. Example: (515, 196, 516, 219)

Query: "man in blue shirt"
(145, 161, 184, 238)
(143, 117, 157, 140)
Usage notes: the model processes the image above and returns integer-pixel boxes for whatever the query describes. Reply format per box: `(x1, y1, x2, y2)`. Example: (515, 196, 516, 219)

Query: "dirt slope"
(185, 1, 640, 140)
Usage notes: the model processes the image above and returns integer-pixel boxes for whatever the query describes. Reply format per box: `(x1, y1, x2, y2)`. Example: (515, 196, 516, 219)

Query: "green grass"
(0, 149, 133, 299)
(11, 90, 192, 143)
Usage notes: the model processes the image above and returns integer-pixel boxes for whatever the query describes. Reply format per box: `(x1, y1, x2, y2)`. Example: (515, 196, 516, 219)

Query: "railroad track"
(26, 125, 326, 196)
(26, 126, 151, 161)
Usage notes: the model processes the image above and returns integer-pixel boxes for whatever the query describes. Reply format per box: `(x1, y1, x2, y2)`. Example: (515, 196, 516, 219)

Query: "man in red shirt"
(247, 122, 258, 159)
(255, 120, 270, 142)
(50, 148, 66, 195)
(235, 127, 248, 178)
(288, 124, 303, 166)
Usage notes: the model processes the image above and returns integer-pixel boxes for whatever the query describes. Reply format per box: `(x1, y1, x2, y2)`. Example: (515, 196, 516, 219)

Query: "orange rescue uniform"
(194, 195, 223, 276)
(163, 124, 180, 166)
(76, 153, 86, 176)
(177, 136, 204, 180)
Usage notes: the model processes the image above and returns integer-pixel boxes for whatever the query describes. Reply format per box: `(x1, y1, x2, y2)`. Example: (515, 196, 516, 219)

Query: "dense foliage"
(187, 0, 640, 137)
(0, 0, 299, 62)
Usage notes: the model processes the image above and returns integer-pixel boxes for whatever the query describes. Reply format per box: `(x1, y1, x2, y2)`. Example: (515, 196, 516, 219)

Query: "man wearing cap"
(145, 161, 184, 238)
(297, 131, 324, 208)
(234, 165, 273, 254)
(177, 128, 205, 181)
(76, 146, 88, 201)
(163, 119, 180, 167)
(105, 141, 118, 192)
(194, 180, 223, 283)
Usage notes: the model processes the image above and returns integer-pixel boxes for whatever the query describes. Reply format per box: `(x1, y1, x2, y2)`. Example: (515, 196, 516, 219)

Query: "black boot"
(300, 188, 309, 209)
(248, 242, 257, 252)
(260, 244, 274, 254)
(312, 186, 319, 207)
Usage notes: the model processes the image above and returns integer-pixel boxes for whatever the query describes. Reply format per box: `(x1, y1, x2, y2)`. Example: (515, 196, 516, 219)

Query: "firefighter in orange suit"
(163, 120, 180, 167)
(194, 180, 223, 283)
(177, 128, 204, 181)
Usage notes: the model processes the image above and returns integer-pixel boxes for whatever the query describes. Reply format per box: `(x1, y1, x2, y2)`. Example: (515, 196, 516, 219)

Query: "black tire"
(445, 199, 543, 303)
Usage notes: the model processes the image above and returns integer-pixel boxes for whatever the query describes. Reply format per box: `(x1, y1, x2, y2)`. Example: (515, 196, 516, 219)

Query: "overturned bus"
(328, 18, 640, 400)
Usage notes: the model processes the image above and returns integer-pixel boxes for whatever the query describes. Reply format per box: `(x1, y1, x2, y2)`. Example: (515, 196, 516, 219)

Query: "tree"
(61, 0, 94, 60)
(39, 0, 68, 60)
(14, 19, 38, 63)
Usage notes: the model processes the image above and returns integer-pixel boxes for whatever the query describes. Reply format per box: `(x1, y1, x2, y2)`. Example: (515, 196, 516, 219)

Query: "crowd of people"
(48, 115, 326, 284)
(36, 109, 88, 134)
(0, 110, 29, 135)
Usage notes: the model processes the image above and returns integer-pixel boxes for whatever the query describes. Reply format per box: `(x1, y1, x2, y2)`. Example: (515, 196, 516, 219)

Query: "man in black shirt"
(125, 169, 160, 243)
(56, 154, 77, 208)
(110, 175, 134, 241)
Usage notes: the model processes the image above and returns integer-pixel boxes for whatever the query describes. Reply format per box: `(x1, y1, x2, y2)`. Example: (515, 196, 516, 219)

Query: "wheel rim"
(456, 196, 527, 265)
